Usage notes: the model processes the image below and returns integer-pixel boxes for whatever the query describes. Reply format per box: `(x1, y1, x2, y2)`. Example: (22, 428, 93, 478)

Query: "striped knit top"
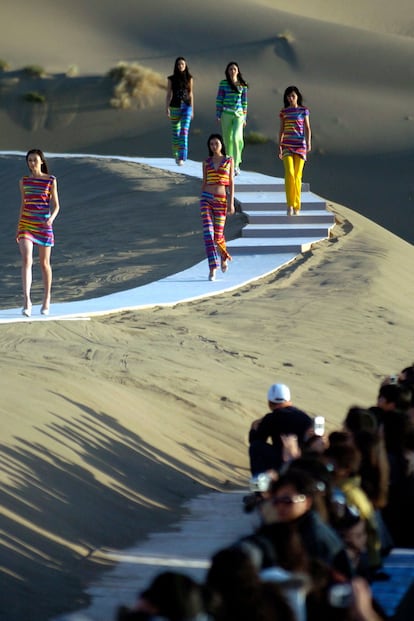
(216, 80, 248, 119)
(279, 105, 310, 160)
(204, 156, 232, 186)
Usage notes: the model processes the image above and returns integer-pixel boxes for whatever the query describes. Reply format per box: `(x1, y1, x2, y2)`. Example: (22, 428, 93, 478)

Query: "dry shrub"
(23, 91, 46, 103)
(0, 59, 10, 71)
(65, 65, 79, 77)
(277, 30, 295, 43)
(109, 61, 165, 109)
(22, 64, 46, 78)
(245, 131, 269, 145)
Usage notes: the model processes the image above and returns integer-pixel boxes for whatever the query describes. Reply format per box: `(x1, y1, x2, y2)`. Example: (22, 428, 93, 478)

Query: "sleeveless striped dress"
(17, 175, 56, 246)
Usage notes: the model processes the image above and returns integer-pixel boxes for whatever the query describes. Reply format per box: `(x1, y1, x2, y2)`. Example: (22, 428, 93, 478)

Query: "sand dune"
(0, 0, 413, 241)
(2, 157, 414, 619)
(1, 1, 414, 619)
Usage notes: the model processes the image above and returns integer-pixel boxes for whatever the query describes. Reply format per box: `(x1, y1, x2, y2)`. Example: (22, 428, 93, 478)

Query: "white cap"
(267, 383, 291, 403)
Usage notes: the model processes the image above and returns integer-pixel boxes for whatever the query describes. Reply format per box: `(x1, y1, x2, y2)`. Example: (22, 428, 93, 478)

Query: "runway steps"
(229, 179, 335, 255)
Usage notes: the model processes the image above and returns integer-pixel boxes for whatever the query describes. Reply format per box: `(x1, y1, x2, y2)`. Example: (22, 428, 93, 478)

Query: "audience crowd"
(117, 363, 414, 621)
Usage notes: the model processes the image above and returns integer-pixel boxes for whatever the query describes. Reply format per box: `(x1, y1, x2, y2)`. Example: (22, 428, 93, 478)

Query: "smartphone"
(314, 416, 325, 436)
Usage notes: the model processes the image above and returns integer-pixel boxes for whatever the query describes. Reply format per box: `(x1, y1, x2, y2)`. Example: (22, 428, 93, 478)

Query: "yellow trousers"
(283, 154, 305, 212)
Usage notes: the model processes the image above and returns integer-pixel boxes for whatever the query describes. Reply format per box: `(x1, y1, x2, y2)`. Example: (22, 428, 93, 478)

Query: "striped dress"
(17, 175, 56, 246)
(279, 106, 309, 160)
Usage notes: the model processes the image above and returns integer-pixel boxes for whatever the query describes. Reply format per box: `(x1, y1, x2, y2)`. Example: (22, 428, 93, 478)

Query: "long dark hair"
(173, 56, 192, 86)
(225, 61, 248, 92)
(207, 133, 226, 157)
(25, 149, 49, 174)
(283, 85, 303, 108)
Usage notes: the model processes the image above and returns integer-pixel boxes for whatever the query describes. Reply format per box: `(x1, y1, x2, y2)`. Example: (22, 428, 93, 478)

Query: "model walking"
(216, 62, 248, 175)
(278, 85, 311, 215)
(200, 134, 235, 281)
(16, 149, 60, 317)
(166, 57, 194, 165)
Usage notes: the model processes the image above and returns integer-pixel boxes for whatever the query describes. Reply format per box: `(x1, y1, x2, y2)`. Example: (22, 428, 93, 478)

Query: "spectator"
(331, 505, 371, 579)
(116, 571, 206, 621)
(240, 469, 353, 579)
(343, 407, 389, 510)
(249, 383, 314, 475)
(206, 546, 295, 621)
(324, 442, 382, 573)
(369, 382, 414, 546)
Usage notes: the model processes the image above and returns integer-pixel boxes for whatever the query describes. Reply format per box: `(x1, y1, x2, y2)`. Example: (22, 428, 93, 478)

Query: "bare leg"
(19, 238, 33, 311)
(39, 246, 52, 312)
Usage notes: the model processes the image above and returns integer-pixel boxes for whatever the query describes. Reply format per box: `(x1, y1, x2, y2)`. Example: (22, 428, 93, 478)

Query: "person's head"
(268, 469, 315, 522)
(327, 430, 354, 447)
(207, 547, 296, 621)
(117, 607, 150, 621)
(324, 443, 362, 479)
(343, 408, 383, 476)
(283, 85, 303, 108)
(377, 382, 412, 411)
(344, 407, 378, 434)
(207, 546, 260, 596)
(399, 363, 414, 387)
(25, 148, 49, 174)
(287, 455, 333, 522)
(207, 133, 226, 156)
(267, 383, 291, 409)
(333, 506, 367, 557)
(224, 61, 248, 89)
(173, 56, 192, 81)
(137, 571, 205, 621)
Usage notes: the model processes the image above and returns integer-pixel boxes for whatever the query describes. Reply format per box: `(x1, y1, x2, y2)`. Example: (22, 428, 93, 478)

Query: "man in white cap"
(248, 383, 313, 475)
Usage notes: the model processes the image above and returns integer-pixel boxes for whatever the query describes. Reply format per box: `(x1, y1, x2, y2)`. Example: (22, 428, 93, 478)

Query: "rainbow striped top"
(280, 105, 309, 160)
(204, 156, 232, 186)
(216, 80, 248, 119)
(17, 175, 56, 246)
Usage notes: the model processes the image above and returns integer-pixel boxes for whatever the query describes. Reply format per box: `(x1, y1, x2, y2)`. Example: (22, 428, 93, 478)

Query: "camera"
(249, 472, 273, 493)
(328, 583, 354, 608)
(314, 416, 325, 436)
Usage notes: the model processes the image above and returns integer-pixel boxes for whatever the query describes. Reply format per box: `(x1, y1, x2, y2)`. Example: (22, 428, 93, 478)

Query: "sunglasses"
(272, 494, 307, 506)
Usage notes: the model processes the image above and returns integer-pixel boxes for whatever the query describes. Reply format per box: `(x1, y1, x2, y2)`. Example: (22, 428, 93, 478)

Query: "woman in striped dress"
(16, 149, 60, 317)
(278, 86, 312, 216)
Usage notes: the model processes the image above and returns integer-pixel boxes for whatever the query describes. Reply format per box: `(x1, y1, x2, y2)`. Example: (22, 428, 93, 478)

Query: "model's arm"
(47, 178, 60, 226)
(242, 85, 248, 126)
(201, 161, 207, 193)
(165, 77, 172, 117)
(16, 179, 24, 240)
(278, 115, 285, 160)
(216, 81, 225, 121)
(305, 114, 311, 153)
(188, 77, 194, 118)
(227, 159, 235, 214)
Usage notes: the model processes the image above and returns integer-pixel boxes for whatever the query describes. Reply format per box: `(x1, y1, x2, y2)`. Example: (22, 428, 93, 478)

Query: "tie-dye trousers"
(169, 103, 192, 161)
(200, 191, 232, 269)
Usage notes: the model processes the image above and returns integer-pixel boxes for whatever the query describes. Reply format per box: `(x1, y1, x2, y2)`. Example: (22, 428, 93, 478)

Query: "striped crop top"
(204, 156, 232, 186)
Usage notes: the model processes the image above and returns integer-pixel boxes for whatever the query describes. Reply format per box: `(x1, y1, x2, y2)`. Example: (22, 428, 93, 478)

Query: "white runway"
(0, 152, 334, 324)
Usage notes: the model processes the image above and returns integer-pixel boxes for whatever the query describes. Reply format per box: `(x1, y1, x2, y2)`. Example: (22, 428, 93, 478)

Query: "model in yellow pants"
(283, 153, 305, 215)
